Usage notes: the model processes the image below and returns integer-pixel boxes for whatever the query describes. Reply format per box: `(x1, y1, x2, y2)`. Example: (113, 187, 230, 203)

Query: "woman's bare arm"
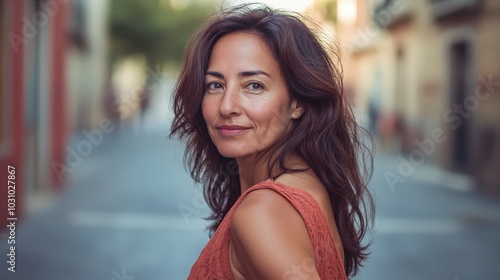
(230, 189, 321, 280)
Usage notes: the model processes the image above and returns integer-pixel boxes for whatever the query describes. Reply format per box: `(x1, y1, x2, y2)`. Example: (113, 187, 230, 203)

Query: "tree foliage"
(108, 0, 215, 68)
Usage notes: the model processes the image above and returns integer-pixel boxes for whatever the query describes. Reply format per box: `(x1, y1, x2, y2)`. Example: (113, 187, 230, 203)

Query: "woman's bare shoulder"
(229, 187, 320, 279)
(274, 171, 345, 263)
(274, 172, 331, 209)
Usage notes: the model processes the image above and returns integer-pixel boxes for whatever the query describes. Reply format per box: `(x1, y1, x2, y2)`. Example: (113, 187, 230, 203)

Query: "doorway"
(449, 41, 471, 172)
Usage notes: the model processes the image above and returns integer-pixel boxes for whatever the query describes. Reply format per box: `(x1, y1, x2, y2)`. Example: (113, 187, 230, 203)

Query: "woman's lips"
(216, 125, 250, 136)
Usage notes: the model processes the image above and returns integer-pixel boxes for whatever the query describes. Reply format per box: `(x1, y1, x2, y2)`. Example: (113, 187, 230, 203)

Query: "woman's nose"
(219, 84, 241, 117)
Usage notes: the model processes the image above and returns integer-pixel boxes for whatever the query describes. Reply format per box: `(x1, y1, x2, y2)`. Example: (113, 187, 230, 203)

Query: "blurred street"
(0, 85, 499, 280)
(355, 154, 500, 280)
(0, 87, 213, 280)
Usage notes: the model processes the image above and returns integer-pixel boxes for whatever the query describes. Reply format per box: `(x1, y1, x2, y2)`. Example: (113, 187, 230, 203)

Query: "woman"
(170, 4, 374, 279)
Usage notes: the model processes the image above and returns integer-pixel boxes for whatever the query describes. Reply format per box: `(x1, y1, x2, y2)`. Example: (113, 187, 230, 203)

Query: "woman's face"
(202, 31, 303, 160)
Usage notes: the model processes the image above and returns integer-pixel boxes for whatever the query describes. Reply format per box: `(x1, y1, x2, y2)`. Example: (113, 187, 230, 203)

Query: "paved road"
(1, 88, 499, 279)
(353, 153, 500, 280)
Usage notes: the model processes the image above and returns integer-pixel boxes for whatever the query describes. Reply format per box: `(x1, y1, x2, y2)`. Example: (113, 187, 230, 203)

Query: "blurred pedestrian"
(170, 4, 374, 279)
(139, 86, 150, 126)
(104, 80, 120, 134)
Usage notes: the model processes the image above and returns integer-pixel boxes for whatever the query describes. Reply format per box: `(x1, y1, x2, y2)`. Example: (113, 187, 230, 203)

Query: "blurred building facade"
(0, 0, 109, 229)
(336, 0, 500, 194)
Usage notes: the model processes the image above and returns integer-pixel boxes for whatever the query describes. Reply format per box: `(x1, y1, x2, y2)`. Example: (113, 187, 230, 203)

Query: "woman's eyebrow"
(205, 70, 271, 79)
(238, 70, 271, 78)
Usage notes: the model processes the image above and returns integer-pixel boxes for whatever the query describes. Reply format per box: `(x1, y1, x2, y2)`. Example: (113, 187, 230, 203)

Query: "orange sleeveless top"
(188, 179, 347, 279)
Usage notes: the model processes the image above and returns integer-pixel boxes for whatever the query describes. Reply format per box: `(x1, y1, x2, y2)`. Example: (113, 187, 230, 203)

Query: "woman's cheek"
(201, 98, 214, 123)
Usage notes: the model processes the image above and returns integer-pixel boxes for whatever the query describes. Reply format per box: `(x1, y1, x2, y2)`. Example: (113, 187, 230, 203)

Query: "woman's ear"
(290, 100, 304, 119)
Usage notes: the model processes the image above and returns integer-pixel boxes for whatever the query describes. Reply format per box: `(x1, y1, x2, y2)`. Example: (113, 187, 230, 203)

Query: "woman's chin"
(218, 150, 243, 159)
(216, 147, 251, 159)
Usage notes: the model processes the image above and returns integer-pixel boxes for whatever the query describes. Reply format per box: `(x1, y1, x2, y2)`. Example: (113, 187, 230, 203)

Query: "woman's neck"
(236, 152, 308, 193)
(236, 153, 270, 193)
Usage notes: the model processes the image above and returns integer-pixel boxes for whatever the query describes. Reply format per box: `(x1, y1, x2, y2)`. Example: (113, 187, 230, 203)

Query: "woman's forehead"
(207, 32, 280, 76)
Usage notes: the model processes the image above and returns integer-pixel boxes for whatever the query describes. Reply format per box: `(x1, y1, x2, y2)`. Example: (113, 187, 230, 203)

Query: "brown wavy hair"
(170, 3, 374, 277)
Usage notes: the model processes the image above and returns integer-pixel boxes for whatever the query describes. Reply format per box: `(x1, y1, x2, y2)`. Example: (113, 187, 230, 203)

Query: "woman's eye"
(247, 82, 264, 91)
(207, 82, 223, 91)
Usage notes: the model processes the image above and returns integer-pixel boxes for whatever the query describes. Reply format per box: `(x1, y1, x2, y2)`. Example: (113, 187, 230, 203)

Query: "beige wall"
(67, 0, 109, 130)
(337, 0, 500, 193)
